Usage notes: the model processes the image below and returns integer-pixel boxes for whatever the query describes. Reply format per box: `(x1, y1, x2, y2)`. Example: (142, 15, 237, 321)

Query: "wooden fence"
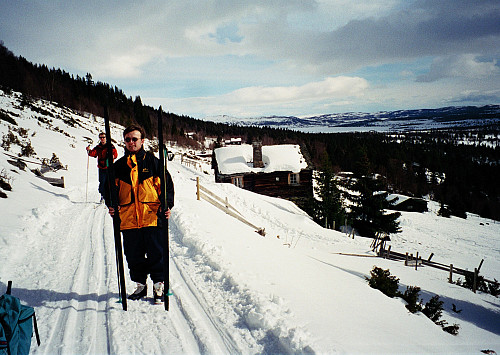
(180, 155, 203, 171)
(378, 245, 497, 293)
(196, 177, 266, 236)
(5, 152, 65, 188)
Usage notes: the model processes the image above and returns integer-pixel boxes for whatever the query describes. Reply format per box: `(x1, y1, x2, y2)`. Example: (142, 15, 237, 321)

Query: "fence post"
(477, 259, 484, 273)
(473, 268, 478, 293)
(196, 177, 200, 200)
(405, 252, 408, 266)
(448, 264, 453, 283)
(415, 252, 419, 270)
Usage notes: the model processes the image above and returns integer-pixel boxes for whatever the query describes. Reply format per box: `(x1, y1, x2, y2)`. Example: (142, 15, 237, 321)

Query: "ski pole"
(158, 106, 170, 311)
(85, 148, 90, 203)
(104, 106, 128, 311)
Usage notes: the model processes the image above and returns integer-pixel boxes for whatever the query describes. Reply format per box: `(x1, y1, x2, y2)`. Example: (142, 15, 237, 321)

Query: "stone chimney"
(252, 141, 264, 168)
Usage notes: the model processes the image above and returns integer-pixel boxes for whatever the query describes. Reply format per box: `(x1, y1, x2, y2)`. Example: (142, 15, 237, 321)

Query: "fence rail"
(196, 177, 265, 236)
(378, 245, 497, 293)
(5, 152, 65, 187)
(181, 155, 203, 171)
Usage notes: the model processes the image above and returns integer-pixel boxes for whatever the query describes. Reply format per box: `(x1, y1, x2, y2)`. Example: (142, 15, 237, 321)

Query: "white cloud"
(417, 55, 499, 82)
(226, 76, 368, 104)
(92, 46, 164, 79)
(4, 1, 499, 79)
(146, 76, 368, 117)
(1, 0, 499, 117)
(450, 89, 500, 104)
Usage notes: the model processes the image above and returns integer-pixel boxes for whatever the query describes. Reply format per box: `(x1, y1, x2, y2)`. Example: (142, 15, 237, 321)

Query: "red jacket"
(88, 143, 118, 169)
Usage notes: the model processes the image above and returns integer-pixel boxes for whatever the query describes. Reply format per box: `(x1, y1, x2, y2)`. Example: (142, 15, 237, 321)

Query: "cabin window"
(289, 173, 300, 185)
(232, 176, 244, 188)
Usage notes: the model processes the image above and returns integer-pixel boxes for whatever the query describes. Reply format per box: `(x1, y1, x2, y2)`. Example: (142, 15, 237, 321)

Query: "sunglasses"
(99, 136, 106, 139)
(124, 137, 140, 142)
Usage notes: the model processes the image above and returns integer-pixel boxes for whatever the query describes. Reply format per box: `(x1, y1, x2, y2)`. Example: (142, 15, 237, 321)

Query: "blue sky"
(1, 0, 499, 119)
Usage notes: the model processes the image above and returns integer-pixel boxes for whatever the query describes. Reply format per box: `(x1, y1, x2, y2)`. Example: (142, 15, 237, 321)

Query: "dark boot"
(128, 283, 147, 300)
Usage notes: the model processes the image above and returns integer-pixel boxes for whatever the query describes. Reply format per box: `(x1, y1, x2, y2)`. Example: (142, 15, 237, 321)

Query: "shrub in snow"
(455, 273, 499, 296)
(488, 279, 499, 297)
(0, 169, 12, 190)
(49, 153, 64, 169)
(401, 286, 423, 313)
(441, 322, 460, 335)
(1, 127, 36, 157)
(422, 295, 459, 335)
(422, 295, 444, 323)
(20, 140, 35, 157)
(367, 268, 460, 335)
(366, 266, 400, 298)
(0, 109, 17, 125)
(1, 128, 20, 151)
(0, 168, 12, 198)
(438, 203, 451, 218)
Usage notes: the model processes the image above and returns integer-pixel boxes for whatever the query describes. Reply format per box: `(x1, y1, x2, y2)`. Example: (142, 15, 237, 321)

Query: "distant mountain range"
(204, 105, 500, 132)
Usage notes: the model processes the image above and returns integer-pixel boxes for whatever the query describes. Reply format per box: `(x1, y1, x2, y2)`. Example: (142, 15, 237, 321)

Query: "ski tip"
(167, 289, 173, 296)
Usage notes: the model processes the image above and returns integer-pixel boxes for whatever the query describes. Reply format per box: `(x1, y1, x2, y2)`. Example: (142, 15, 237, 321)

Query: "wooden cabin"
(213, 142, 313, 207)
(388, 194, 428, 213)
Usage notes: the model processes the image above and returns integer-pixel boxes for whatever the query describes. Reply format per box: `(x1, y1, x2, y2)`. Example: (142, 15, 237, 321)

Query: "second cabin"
(212, 141, 313, 207)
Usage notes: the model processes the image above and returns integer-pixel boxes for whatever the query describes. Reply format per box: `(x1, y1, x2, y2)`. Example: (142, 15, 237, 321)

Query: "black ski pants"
(122, 226, 164, 285)
(98, 168, 108, 199)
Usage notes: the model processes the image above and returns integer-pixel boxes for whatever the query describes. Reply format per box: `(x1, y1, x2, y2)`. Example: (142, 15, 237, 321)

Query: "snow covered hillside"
(204, 106, 500, 133)
(0, 89, 499, 354)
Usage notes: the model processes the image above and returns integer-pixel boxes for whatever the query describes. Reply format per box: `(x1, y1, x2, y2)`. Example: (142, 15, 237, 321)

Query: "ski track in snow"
(18, 196, 113, 354)
(7, 171, 310, 354)
(29, 192, 207, 354)
(167, 164, 316, 355)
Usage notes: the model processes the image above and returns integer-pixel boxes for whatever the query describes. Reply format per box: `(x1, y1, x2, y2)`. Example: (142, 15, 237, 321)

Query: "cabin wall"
(216, 169, 313, 204)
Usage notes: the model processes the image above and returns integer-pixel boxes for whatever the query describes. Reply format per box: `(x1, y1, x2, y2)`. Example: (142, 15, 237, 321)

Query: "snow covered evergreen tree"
(347, 174, 401, 239)
(313, 154, 345, 230)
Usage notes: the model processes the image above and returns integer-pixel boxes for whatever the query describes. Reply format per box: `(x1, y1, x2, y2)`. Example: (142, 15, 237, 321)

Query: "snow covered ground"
(0, 89, 499, 354)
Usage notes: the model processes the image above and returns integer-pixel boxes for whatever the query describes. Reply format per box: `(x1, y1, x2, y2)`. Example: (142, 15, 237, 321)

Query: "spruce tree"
(314, 153, 345, 230)
(347, 174, 401, 239)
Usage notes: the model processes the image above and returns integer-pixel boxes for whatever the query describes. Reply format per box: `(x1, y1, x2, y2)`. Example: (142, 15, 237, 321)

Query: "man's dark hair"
(123, 125, 146, 139)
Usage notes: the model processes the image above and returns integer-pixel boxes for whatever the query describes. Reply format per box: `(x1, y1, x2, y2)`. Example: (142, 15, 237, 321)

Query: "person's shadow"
(0, 280, 119, 312)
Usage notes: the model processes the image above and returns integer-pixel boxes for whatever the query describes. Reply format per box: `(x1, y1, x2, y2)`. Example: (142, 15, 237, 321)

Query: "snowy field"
(0, 90, 499, 354)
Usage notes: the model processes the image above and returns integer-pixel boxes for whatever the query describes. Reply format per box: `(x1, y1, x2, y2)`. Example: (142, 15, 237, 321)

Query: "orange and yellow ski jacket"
(112, 148, 174, 231)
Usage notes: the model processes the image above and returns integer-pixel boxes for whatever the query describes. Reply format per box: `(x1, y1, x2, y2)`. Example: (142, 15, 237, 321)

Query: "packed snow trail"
(26, 188, 248, 354)
(6, 191, 114, 354)
(2, 164, 309, 354)
(7, 187, 193, 354)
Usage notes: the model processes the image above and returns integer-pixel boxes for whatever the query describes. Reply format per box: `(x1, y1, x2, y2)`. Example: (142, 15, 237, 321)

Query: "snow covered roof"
(214, 144, 308, 175)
